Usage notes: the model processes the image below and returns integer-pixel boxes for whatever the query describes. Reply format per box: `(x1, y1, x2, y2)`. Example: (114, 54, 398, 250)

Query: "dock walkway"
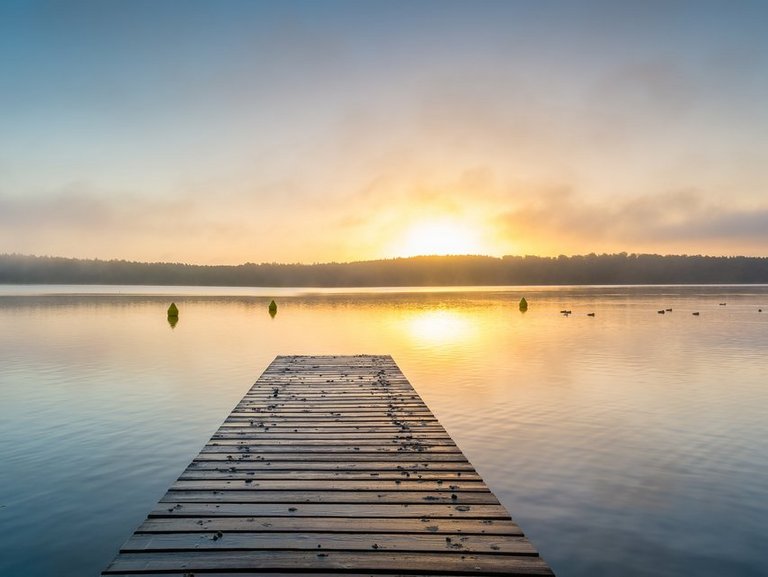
(103, 355, 554, 576)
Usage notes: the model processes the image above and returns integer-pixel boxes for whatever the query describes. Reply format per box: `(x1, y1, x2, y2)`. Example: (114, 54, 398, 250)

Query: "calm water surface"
(1, 285, 767, 577)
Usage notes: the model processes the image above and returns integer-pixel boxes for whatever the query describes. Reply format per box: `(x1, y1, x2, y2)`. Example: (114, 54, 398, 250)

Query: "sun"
(397, 219, 483, 257)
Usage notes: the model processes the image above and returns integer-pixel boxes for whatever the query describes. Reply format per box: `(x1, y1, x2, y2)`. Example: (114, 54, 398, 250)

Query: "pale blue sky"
(2, 1, 767, 263)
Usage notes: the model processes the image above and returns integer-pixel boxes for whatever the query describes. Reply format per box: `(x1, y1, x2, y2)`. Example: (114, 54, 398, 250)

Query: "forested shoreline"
(2, 253, 768, 286)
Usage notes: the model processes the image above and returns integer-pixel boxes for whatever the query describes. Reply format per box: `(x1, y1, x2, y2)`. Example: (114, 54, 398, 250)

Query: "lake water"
(1, 284, 767, 577)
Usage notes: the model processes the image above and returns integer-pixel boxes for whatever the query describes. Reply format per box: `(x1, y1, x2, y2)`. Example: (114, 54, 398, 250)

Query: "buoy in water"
(268, 300, 277, 317)
(519, 297, 528, 312)
(167, 302, 179, 328)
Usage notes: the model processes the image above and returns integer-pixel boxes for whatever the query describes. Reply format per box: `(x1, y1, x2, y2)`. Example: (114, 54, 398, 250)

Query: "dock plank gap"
(102, 354, 555, 576)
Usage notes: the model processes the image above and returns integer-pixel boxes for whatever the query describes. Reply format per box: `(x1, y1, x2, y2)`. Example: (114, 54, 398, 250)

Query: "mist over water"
(1, 285, 767, 577)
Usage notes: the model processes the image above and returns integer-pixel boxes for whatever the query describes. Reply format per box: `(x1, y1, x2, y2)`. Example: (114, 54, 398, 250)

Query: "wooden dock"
(102, 355, 554, 576)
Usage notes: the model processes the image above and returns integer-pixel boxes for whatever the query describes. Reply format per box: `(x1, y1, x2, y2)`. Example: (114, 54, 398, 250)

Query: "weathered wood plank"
(171, 480, 487, 491)
(223, 418, 441, 425)
(104, 574, 535, 577)
(186, 464, 474, 472)
(137, 516, 522, 535)
(200, 444, 461, 453)
(233, 406, 431, 412)
(201, 442, 460, 451)
(178, 470, 482, 481)
(192, 453, 471, 462)
(161, 490, 499, 505)
(205, 435, 456, 444)
(185, 461, 477, 471)
(237, 398, 426, 403)
(229, 411, 437, 418)
(103, 550, 553, 575)
(103, 573, 420, 577)
(243, 392, 419, 396)
(210, 431, 451, 438)
(151, 502, 512, 519)
(241, 394, 422, 400)
(122, 532, 536, 554)
(221, 421, 444, 428)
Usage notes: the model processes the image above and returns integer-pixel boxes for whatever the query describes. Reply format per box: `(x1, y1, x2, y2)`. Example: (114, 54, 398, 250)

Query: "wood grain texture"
(136, 516, 523, 535)
(102, 355, 554, 576)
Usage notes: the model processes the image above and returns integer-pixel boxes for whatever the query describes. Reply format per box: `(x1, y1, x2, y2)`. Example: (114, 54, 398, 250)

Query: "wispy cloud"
(495, 187, 768, 255)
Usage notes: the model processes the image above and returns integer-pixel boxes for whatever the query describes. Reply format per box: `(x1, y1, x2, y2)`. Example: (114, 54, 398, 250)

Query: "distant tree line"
(2, 253, 768, 286)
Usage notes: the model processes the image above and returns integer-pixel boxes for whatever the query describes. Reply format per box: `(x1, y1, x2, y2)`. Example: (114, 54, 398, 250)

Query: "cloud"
(0, 184, 274, 263)
(664, 207, 768, 241)
(0, 186, 191, 233)
(495, 187, 768, 255)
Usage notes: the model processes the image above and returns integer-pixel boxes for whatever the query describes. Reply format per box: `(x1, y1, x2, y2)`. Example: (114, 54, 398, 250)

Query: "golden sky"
(2, 2, 767, 264)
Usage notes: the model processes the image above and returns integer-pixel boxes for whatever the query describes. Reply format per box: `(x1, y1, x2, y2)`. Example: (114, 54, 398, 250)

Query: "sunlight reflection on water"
(1, 285, 767, 576)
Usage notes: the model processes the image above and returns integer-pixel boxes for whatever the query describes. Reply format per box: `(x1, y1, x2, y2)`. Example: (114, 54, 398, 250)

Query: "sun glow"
(398, 219, 483, 257)
(405, 309, 478, 347)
